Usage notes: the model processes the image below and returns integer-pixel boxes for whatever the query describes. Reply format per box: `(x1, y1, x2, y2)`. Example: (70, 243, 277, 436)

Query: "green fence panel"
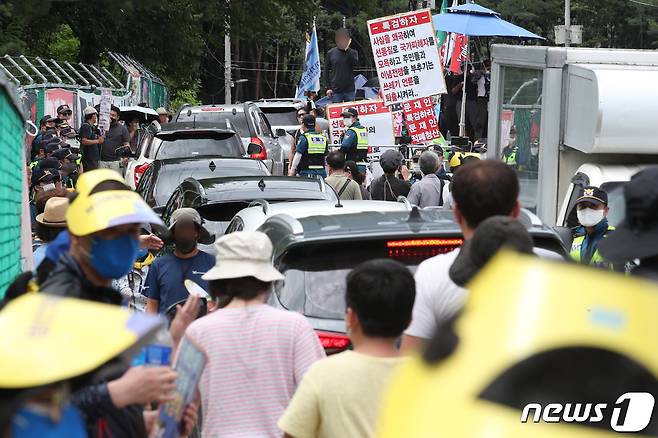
(0, 85, 24, 299)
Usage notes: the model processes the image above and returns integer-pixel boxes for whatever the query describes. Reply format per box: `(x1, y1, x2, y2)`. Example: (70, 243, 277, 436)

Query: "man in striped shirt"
(179, 231, 325, 437)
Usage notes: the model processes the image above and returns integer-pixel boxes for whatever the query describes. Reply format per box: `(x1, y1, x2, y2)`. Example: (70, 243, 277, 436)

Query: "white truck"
(487, 45, 658, 230)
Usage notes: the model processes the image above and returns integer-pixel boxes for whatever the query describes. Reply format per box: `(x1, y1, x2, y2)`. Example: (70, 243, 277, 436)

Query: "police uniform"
(569, 186, 616, 270)
(339, 108, 369, 163)
(502, 145, 518, 166)
(297, 130, 328, 177)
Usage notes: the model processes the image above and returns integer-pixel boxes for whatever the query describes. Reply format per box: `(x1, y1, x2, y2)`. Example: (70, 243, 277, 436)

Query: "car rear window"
(274, 237, 463, 319)
(176, 112, 250, 137)
(153, 162, 267, 206)
(154, 132, 243, 160)
(259, 107, 298, 126)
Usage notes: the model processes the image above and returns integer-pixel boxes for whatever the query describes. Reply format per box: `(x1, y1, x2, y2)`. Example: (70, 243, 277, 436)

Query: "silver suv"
(175, 102, 285, 175)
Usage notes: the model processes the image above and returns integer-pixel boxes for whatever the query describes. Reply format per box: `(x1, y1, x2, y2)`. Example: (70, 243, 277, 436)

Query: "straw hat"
(35, 197, 69, 228)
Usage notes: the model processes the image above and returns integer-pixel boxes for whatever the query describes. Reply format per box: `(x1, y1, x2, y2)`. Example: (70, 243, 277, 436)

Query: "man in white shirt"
(400, 159, 521, 353)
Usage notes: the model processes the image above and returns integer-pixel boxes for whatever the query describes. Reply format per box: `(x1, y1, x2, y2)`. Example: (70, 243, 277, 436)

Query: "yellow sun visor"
(75, 169, 126, 197)
(0, 294, 164, 389)
(67, 190, 165, 237)
(378, 251, 658, 438)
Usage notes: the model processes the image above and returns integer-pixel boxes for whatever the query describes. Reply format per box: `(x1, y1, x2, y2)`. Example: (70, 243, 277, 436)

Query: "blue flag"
(296, 23, 321, 99)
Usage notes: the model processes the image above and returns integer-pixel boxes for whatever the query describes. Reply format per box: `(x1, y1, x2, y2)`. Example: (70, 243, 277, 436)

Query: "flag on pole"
(449, 33, 469, 74)
(296, 21, 321, 99)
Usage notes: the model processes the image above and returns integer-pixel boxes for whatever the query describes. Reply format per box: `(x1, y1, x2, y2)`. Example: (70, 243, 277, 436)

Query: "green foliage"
(169, 79, 202, 113)
(47, 24, 79, 62)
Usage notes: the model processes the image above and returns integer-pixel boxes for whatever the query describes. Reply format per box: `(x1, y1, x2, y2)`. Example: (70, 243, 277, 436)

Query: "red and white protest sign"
(326, 100, 395, 146)
(368, 9, 447, 106)
(402, 97, 442, 144)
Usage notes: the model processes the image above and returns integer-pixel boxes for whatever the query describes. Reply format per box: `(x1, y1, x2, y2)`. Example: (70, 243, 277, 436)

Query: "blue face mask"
(135, 247, 149, 260)
(89, 235, 140, 279)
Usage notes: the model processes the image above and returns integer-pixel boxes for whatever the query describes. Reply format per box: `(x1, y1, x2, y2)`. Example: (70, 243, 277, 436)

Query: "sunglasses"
(297, 113, 307, 118)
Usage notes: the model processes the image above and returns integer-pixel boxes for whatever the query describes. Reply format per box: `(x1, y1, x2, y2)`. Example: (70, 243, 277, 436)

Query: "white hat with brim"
(202, 231, 284, 283)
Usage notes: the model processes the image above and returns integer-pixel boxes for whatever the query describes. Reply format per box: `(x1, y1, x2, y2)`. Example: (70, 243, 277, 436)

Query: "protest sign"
(98, 88, 112, 134)
(156, 337, 207, 438)
(368, 9, 447, 106)
(326, 100, 395, 146)
(402, 97, 442, 143)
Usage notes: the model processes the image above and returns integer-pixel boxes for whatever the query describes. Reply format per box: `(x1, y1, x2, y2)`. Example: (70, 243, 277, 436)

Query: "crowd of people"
(4, 24, 657, 438)
(7, 145, 658, 436)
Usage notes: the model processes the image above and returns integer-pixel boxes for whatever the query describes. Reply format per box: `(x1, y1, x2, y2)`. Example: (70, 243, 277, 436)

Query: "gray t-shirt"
(101, 122, 130, 161)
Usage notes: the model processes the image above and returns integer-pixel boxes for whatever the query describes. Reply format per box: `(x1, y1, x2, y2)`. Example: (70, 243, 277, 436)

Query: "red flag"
(449, 34, 468, 74)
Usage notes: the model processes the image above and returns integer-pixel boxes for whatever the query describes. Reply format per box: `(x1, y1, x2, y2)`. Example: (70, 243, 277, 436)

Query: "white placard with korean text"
(326, 100, 395, 147)
(368, 9, 447, 106)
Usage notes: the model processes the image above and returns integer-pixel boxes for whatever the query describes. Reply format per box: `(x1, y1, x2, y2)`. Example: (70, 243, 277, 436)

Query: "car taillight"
(316, 330, 351, 353)
(134, 163, 150, 186)
(386, 238, 463, 248)
(249, 137, 267, 160)
(386, 238, 464, 262)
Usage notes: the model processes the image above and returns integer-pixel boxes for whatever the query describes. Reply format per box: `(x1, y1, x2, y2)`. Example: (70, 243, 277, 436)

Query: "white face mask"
(577, 208, 605, 227)
(343, 117, 352, 126)
(530, 146, 539, 156)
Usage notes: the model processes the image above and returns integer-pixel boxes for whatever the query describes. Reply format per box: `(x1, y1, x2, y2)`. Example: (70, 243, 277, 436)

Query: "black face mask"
(175, 238, 197, 254)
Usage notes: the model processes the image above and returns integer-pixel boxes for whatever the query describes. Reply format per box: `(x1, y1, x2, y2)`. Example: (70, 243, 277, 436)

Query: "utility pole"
(564, 0, 571, 47)
(274, 42, 279, 98)
(224, 0, 232, 104)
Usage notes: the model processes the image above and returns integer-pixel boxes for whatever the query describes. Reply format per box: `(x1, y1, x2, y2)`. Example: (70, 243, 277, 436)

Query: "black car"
(160, 176, 338, 249)
(136, 156, 269, 208)
(258, 208, 568, 354)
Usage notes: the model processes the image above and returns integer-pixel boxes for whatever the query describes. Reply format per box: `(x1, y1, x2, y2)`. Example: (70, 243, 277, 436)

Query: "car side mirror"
(247, 143, 263, 155)
(275, 128, 287, 137)
(552, 226, 574, 252)
(152, 205, 165, 215)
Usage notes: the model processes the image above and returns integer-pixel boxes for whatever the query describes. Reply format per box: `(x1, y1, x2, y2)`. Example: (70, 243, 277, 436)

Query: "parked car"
(258, 208, 568, 354)
(125, 122, 245, 189)
(136, 156, 269, 209)
(175, 103, 285, 176)
(225, 199, 412, 234)
(160, 176, 338, 251)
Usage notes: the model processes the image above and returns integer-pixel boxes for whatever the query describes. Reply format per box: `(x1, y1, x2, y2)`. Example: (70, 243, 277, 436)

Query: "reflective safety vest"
(570, 226, 615, 270)
(350, 126, 369, 150)
(300, 132, 328, 170)
(503, 147, 517, 166)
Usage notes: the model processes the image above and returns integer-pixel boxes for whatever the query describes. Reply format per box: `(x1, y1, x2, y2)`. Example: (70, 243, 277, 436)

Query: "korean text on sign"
(368, 9, 447, 106)
(402, 97, 442, 144)
(326, 100, 395, 147)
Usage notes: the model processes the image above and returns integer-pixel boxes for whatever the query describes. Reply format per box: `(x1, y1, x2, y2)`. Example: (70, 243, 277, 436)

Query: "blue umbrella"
(432, 2, 543, 137)
(433, 3, 544, 39)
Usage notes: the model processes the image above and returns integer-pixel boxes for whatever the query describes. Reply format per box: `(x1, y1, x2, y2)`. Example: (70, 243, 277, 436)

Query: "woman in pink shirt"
(177, 231, 325, 437)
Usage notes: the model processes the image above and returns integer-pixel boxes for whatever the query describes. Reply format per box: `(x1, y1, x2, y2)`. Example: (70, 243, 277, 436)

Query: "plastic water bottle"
(132, 327, 173, 367)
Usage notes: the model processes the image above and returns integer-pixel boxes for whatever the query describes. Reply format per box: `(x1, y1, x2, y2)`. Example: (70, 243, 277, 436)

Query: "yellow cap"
(66, 189, 164, 236)
(75, 168, 126, 197)
(0, 294, 163, 388)
(378, 251, 658, 437)
(449, 151, 480, 169)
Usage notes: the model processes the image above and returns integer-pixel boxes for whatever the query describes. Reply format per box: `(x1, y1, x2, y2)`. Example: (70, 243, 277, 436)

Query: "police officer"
(502, 126, 518, 166)
(288, 114, 328, 178)
(339, 108, 368, 164)
(570, 186, 616, 269)
(52, 148, 80, 189)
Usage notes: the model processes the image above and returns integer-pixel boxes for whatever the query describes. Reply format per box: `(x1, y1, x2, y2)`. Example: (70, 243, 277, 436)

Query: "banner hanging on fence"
(402, 97, 442, 144)
(368, 9, 447, 106)
(326, 100, 395, 147)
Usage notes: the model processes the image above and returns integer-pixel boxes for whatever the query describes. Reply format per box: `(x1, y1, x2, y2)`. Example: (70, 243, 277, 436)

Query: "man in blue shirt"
(145, 208, 215, 314)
